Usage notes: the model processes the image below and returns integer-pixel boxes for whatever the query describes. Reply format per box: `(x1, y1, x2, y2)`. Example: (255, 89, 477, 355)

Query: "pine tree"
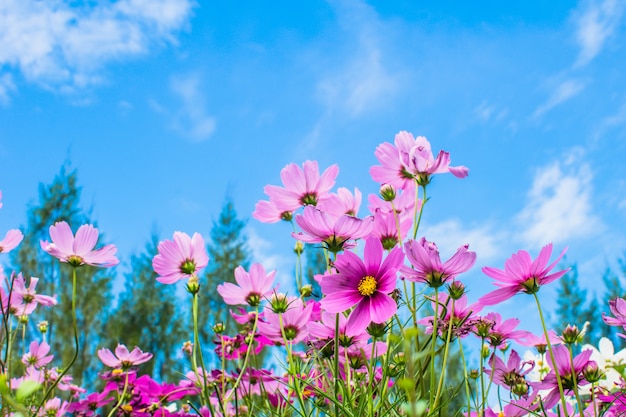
(9, 164, 116, 387)
(201, 197, 252, 343)
(554, 264, 602, 346)
(107, 233, 187, 381)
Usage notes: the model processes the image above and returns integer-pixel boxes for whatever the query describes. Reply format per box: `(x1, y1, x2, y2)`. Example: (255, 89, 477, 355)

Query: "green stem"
(192, 291, 210, 407)
(106, 371, 130, 417)
(566, 345, 585, 416)
(428, 288, 439, 411)
(413, 184, 427, 239)
(37, 267, 79, 414)
(533, 292, 569, 417)
(432, 298, 455, 411)
(457, 339, 472, 416)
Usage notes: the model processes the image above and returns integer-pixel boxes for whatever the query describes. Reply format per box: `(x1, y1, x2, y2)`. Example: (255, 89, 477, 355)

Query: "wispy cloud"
(0, 0, 193, 98)
(169, 73, 216, 141)
(516, 149, 602, 248)
(532, 79, 585, 118)
(572, 0, 624, 67)
(315, 0, 400, 117)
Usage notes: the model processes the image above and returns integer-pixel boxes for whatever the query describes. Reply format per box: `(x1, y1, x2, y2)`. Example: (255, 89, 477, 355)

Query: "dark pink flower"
(97, 344, 153, 370)
(418, 294, 482, 340)
(486, 350, 534, 393)
(479, 243, 568, 306)
(217, 263, 276, 307)
(403, 238, 476, 288)
(320, 237, 404, 332)
(264, 160, 339, 211)
(482, 312, 531, 348)
(292, 206, 373, 253)
(40, 222, 118, 267)
(152, 231, 209, 284)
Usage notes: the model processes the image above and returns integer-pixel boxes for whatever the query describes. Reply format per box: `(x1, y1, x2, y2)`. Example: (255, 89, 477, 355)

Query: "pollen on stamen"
(358, 275, 377, 296)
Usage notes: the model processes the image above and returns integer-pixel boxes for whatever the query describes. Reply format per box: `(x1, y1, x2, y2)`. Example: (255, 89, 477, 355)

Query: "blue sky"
(1, 0, 625, 329)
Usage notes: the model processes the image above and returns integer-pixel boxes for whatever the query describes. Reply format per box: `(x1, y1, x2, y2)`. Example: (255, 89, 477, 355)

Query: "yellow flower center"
(358, 275, 377, 296)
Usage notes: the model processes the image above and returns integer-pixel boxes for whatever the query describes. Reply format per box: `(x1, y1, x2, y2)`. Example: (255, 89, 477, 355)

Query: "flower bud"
(186, 275, 200, 294)
(469, 369, 480, 379)
(213, 323, 225, 334)
(560, 323, 586, 345)
(299, 284, 313, 297)
(379, 184, 397, 202)
(447, 281, 466, 300)
(18, 315, 28, 325)
(481, 344, 491, 359)
(294, 241, 304, 255)
(582, 361, 603, 383)
(511, 381, 529, 397)
(38, 321, 48, 334)
(269, 293, 289, 313)
(182, 341, 193, 355)
(367, 321, 388, 338)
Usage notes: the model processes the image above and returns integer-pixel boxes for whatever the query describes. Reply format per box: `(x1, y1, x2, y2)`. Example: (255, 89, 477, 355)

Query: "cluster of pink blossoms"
(4, 131, 624, 417)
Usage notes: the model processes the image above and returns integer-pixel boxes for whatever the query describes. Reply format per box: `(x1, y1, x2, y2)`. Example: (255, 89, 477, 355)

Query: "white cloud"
(573, 0, 624, 67)
(315, 0, 400, 117)
(419, 219, 505, 264)
(533, 79, 585, 118)
(516, 151, 602, 248)
(169, 72, 216, 141)
(0, 0, 193, 95)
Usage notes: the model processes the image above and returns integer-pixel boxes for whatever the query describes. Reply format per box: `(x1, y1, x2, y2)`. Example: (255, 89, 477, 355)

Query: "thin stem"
(533, 292, 569, 417)
(412, 183, 427, 239)
(457, 339, 472, 416)
(106, 371, 130, 417)
(433, 298, 455, 411)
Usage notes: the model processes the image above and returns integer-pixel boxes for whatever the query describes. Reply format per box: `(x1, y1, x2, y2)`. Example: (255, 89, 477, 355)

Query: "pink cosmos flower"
(317, 187, 362, 217)
(367, 185, 417, 215)
(482, 312, 532, 348)
(370, 211, 412, 250)
(486, 350, 534, 393)
(320, 237, 404, 332)
(40, 221, 118, 267)
(264, 160, 339, 211)
(12, 273, 57, 315)
(403, 238, 476, 288)
(418, 294, 482, 340)
(0, 229, 23, 253)
(535, 345, 594, 409)
(217, 263, 276, 307)
(152, 231, 209, 284)
(370, 131, 468, 189)
(257, 298, 314, 344)
(479, 243, 568, 306)
(97, 344, 153, 370)
(43, 398, 69, 417)
(22, 341, 54, 369)
(307, 310, 370, 352)
(292, 205, 374, 253)
(252, 199, 293, 223)
(603, 297, 626, 338)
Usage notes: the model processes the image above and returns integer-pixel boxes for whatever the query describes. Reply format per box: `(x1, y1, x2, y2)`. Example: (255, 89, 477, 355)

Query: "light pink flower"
(264, 160, 339, 211)
(479, 243, 568, 306)
(370, 131, 468, 189)
(257, 298, 314, 344)
(317, 187, 362, 217)
(292, 206, 374, 253)
(22, 341, 54, 369)
(370, 210, 412, 250)
(152, 231, 209, 284)
(252, 200, 293, 223)
(43, 397, 69, 417)
(320, 237, 404, 332)
(0, 229, 23, 253)
(367, 186, 418, 216)
(40, 222, 118, 267)
(97, 344, 153, 369)
(403, 238, 476, 288)
(12, 273, 57, 315)
(482, 312, 531, 348)
(217, 263, 276, 306)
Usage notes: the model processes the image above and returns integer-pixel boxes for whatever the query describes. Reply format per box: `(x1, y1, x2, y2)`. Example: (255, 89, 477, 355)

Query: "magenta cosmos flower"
(403, 238, 476, 288)
(152, 231, 209, 284)
(217, 263, 276, 307)
(602, 297, 626, 338)
(292, 205, 374, 253)
(40, 221, 118, 267)
(257, 298, 314, 344)
(479, 243, 568, 306)
(264, 160, 339, 211)
(320, 237, 404, 332)
(98, 344, 153, 370)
